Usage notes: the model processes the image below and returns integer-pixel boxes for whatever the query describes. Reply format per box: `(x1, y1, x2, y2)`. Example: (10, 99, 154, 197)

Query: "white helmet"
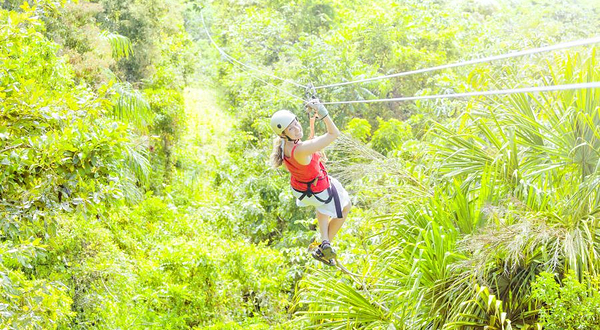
(270, 110, 296, 135)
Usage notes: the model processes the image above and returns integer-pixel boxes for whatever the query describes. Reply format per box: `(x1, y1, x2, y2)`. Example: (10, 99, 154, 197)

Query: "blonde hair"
(270, 137, 285, 168)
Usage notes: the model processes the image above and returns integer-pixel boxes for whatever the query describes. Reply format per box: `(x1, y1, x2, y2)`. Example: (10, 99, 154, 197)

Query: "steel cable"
(319, 82, 600, 105)
(200, 11, 307, 90)
(314, 37, 600, 90)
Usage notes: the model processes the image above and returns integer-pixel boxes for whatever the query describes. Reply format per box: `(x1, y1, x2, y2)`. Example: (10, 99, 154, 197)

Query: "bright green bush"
(344, 118, 372, 143)
(0, 240, 74, 330)
(43, 214, 137, 329)
(1, 6, 149, 328)
(0, 6, 144, 239)
(42, 1, 117, 86)
(532, 271, 600, 330)
(2, 1, 293, 329)
(370, 117, 413, 155)
(132, 236, 292, 328)
(211, 143, 312, 243)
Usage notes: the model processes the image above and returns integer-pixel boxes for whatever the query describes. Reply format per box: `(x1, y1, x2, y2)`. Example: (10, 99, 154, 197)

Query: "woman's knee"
(316, 210, 329, 220)
(344, 201, 352, 213)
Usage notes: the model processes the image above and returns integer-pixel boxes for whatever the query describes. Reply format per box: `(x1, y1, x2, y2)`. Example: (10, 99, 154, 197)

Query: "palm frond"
(111, 81, 154, 132)
(99, 30, 134, 60)
(293, 269, 397, 329)
(123, 137, 151, 186)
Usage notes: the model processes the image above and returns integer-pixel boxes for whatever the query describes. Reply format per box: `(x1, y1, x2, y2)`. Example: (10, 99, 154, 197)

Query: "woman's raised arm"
(294, 101, 339, 160)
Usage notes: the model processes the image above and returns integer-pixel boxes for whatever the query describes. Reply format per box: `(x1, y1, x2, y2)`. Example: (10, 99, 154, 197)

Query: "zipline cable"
(213, 45, 305, 101)
(200, 11, 307, 89)
(232, 63, 306, 101)
(319, 82, 600, 105)
(200, 12, 305, 101)
(222, 54, 305, 101)
(200, 11, 599, 106)
(314, 36, 600, 90)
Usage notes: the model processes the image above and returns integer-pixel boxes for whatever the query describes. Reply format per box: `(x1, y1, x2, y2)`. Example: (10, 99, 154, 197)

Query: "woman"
(270, 100, 352, 266)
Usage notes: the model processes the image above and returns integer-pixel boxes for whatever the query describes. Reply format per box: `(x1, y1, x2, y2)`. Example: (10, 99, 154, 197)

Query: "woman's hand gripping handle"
(306, 99, 329, 120)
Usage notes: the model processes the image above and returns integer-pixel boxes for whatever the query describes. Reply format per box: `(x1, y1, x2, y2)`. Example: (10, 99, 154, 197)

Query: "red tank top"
(283, 145, 330, 193)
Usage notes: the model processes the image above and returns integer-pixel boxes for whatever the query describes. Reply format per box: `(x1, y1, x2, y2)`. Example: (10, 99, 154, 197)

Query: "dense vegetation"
(1, 0, 599, 329)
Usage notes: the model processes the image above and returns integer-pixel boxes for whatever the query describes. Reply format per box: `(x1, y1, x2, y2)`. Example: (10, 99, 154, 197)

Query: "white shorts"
(291, 176, 350, 218)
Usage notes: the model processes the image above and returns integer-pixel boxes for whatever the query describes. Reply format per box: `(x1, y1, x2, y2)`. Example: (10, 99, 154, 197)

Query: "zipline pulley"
(304, 82, 319, 139)
(305, 82, 318, 102)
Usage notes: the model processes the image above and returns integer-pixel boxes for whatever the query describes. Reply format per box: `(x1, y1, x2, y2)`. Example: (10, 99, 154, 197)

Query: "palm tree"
(292, 49, 599, 329)
(433, 49, 600, 328)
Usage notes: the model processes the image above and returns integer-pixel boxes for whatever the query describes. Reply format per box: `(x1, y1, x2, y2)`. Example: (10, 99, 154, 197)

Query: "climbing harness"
(292, 175, 343, 219)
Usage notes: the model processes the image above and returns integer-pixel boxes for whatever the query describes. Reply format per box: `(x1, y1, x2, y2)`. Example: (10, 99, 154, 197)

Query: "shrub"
(532, 271, 600, 330)
(344, 118, 372, 143)
(370, 118, 413, 155)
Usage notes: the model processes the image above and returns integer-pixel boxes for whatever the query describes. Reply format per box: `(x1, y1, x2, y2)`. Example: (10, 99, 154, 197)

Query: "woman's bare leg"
(328, 201, 352, 242)
(316, 210, 330, 242)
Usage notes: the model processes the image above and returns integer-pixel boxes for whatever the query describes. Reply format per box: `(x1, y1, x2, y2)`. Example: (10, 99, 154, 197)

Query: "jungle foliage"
(2, 0, 600, 329)
(196, 0, 600, 329)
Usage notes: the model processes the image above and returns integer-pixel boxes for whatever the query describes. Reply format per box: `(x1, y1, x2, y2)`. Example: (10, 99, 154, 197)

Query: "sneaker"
(311, 247, 335, 267)
(319, 241, 337, 260)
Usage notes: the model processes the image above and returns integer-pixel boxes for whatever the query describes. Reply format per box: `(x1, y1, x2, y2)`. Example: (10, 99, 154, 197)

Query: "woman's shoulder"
(284, 142, 297, 158)
(292, 142, 314, 165)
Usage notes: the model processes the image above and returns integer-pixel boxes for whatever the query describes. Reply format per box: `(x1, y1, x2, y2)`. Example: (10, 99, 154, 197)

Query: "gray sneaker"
(311, 247, 335, 267)
(319, 241, 337, 260)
